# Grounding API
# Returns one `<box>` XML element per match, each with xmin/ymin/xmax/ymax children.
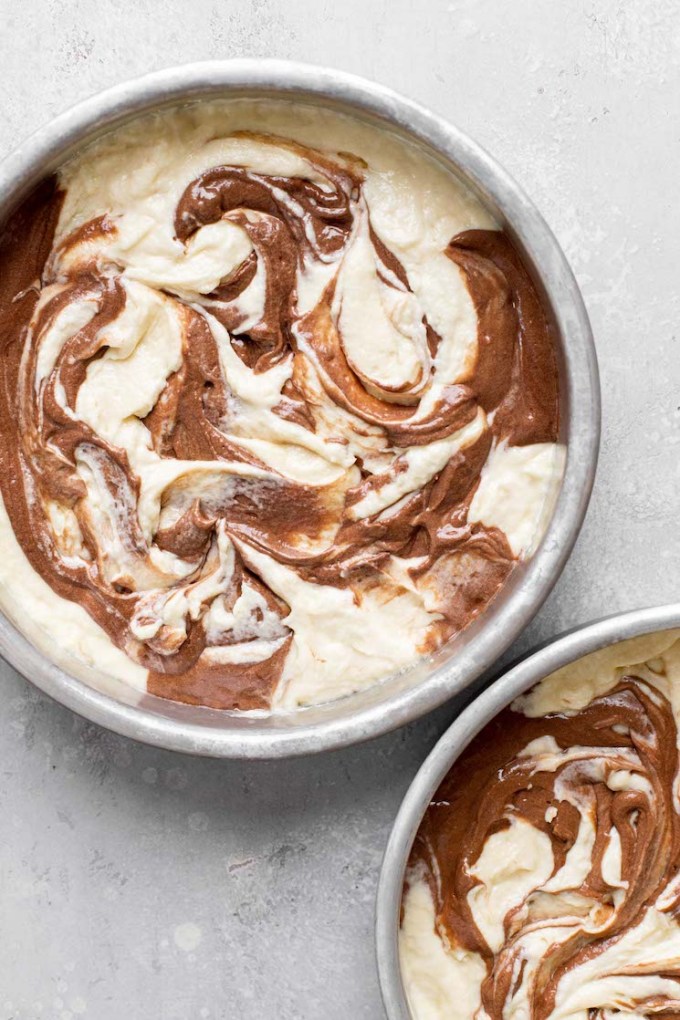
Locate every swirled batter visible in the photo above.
<box><xmin>0</xmin><ymin>101</ymin><xmax>561</xmax><ymax>711</ymax></box>
<box><xmin>401</xmin><ymin>630</ymin><xmax>680</xmax><ymax>1020</ymax></box>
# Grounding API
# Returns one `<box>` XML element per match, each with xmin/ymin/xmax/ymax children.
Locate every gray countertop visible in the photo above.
<box><xmin>1</xmin><ymin>1</ymin><xmax>679</xmax><ymax>1016</ymax></box>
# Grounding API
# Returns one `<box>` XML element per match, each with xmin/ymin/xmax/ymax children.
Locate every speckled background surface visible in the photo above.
<box><xmin>1</xmin><ymin>1</ymin><xmax>679</xmax><ymax>1016</ymax></box>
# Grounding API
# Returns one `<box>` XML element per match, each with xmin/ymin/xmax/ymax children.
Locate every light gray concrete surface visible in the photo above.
<box><xmin>1</xmin><ymin>1</ymin><xmax>679</xmax><ymax>1016</ymax></box>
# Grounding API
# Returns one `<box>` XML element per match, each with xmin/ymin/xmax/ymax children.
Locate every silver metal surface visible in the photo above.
<box><xmin>0</xmin><ymin>60</ymin><xmax>599</xmax><ymax>758</ymax></box>
<box><xmin>376</xmin><ymin>603</ymin><xmax>680</xmax><ymax>1019</ymax></box>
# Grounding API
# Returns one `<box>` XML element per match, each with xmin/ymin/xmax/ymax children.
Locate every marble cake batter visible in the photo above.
<box><xmin>0</xmin><ymin>100</ymin><xmax>561</xmax><ymax>710</ymax></box>
<box><xmin>401</xmin><ymin>630</ymin><xmax>680</xmax><ymax>1020</ymax></box>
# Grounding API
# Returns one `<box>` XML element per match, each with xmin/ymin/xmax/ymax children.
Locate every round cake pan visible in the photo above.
<box><xmin>0</xmin><ymin>60</ymin><xmax>599</xmax><ymax>758</ymax></box>
<box><xmin>376</xmin><ymin>603</ymin><xmax>680</xmax><ymax>1018</ymax></box>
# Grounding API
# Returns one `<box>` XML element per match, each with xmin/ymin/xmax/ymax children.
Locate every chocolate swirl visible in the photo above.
<box><xmin>0</xmin><ymin>116</ymin><xmax>559</xmax><ymax>710</ymax></box>
<box><xmin>405</xmin><ymin>648</ymin><xmax>680</xmax><ymax>1020</ymax></box>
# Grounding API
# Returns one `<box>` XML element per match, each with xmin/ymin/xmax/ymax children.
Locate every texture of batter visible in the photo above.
<box><xmin>401</xmin><ymin>630</ymin><xmax>680</xmax><ymax>1020</ymax></box>
<box><xmin>0</xmin><ymin>100</ymin><xmax>561</xmax><ymax>711</ymax></box>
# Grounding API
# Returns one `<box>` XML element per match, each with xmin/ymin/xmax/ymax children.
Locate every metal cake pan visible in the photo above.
<box><xmin>0</xmin><ymin>60</ymin><xmax>599</xmax><ymax>757</ymax></box>
<box><xmin>376</xmin><ymin>604</ymin><xmax>680</xmax><ymax>1018</ymax></box>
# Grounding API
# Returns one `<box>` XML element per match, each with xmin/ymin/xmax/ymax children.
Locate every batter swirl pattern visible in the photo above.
<box><xmin>402</xmin><ymin>633</ymin><xmax>680</xmax><ymax>1020</ymax></box>
<box><xmin>0</xmin><ymin>104</ymin><xmax>560</xmax><ymax>710</ymax></box>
